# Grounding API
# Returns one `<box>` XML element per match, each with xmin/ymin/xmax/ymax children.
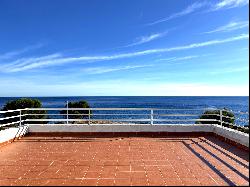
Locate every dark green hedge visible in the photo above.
<box><xmin>60</xmin><ymin>100</ymin><xmax>91</xmax><ymax>120</ymax></box>
<box><xmin>195</xmin><ymin>109</ymin><xmax>235</xmax><ymax>127</ymax></box>
<box><xmin>1</xmin><ymin>98</ymin><xmax>47</xmax><ymax>125</ymax></box>
<box><xmin>196</xmin><ymin>109</ymin><xmax>249</xmax><ymax>134</ymax></box>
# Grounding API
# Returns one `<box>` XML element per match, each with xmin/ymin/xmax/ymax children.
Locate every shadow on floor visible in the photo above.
<box><xmin>183</xmin><ymin>140</ymin><xmax>237</xmax><ymax>186</ymax></box>
<box><xmin>197</xmin><ymin>137</ymin><xmax>249</xmax><ymax>168</ymax></box>
<box><xmin>202</xmin><ymin>136</ymin><xmax>249</xmax><ymax>162</ymax></box>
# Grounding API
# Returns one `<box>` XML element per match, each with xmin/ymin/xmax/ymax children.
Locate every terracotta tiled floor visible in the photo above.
<box><xmin>0</xmin><ymin>135</ymin><xmax>249</xmax><ymax>186</ymax></box>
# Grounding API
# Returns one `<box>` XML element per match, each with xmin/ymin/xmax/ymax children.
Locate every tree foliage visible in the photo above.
<box><xmin>196</xmin><ymin>108</ymin><xmax>235</xmax><ymax>127</ymax></box>
<box><xmin>60</xmin><ymin>101</ymin><xmax>91</xmax><ymax>121</ymax></box>
<box><xmin>1</xmin><ymin>98</ymin><xmax>47</xmax><ymax>125</ymax></box>
<box><xmin>196</xmin><ymin>109</ymin><xmax>250</xmax><ymax>133</ymax></box>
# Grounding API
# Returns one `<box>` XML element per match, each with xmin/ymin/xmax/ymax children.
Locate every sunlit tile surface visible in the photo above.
<box><xmin>0</xmin><ymin>135</ymin><xmax>249</xmax><ymax>186</ymax></box>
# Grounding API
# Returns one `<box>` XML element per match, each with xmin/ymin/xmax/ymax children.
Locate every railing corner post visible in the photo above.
<box><xmin>19</xmin><ymin>110</ymin><xmax>22</xmax><ymax>127</ymax></box>
<box><xmin>66</xmin><ymin>101</ymin><xmax>69</xmax><ymax>124</ymax></box>
<box><xmin>220</xmin><ymin>109</ymin><xmax>223</xmax><ymax>126</ymax></box>
<box><xmin>150</xmin><ymin>109</ymin><xmax>153</xmax><ymax>125</ymax></box>
<box><xmin>88</xmin><ymin>109</ymin><xmax>91</xmax><ymax>125</ymax></box>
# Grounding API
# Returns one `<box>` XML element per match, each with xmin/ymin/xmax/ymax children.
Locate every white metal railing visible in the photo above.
<box><xmin>24</xmin><ymin>108</ymin><xmax>220</xmax><ymax>125</ymax></box>
<box><xmin>0</xmin><ymin>108</ymin><xmax>249</xmax><ymax>132</ymax></box>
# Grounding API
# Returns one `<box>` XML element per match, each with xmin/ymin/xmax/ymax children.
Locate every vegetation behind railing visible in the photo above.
<box><xmin>59</xmin><ymin>101</ymin><xmax>91</xmax><ymax>122</ymax></box>
<box><xmin>196</xmin><ymin>108</ymin><xmax>249</xmax><ymax>133</ymax></box>
<box><xmin>1</xmin><ymin>98</ymin><xmax>47</xmax><ymax>126</ymax></box>
<box><xmin>0</xmin><ymin>99</ymin><xmax>249</xmax><ymax>134</ymax></box>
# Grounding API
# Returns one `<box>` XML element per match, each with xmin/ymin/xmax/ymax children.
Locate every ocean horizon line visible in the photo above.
<box><xmin>0</xmin><ymin>95</ymin><xmax>249</xmax><ymax>98</ymax></box>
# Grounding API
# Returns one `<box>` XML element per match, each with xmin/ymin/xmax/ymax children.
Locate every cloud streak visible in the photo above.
<box><xmin>81</xmin><ymin>64</ymin><xmax>154</xmax><ymax>74</ymax></box>
<box><xmin>0</xmin><ymin>43</ymin><xmax>44</xmax><ymax>60</ymax></box>
<box><xmin>210</xmin><ymin>66</ymin><xmax>249</xmax><ymax>74</ymax></box>
<box><xmin>124</xmin><ymin>32</ymin><xmax>168</xmax><ymax>47</ymax></box>
<box><xmin>146</xmin><ymin>0</ymin><xmax>249</xmax><ymax>26</ymax></box>
<box><xmin>0</xmin><ymin>79</ymin><xmax>248</xmax><ymax>96</ymax></box>
<box><xmin>157</xmin><ymin>55</ymin><xmax>200</xmax><ymax>62</ymax></box>
<box><xmin>2</xmin><ymin>33</ymin><xmax>248</xmax><ymax>72</ymax></box>
<box><xmin>212</xmin><ymin>0</ymin><xmax>249</xmax><ymax>11</ymax></box>
<box><xmin>146</xmin><ymin>2</ymin><xmax>207</xmax><ymax>26</ymax></box>
<box><xmin>1</xmin><ymin>53</ymin><xmax>63</xmax><ymax>72</ymax></box>
<box><xmin>204</xmin><ymin>21</ymin><xmax>249</xmax><ymax>34</ymax></box>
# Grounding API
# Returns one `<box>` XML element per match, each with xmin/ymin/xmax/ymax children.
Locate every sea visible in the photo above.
<box><xmin>0</xmin><ymin>96</ymin><xmax>249</xmax><ymax>126</ymax></box>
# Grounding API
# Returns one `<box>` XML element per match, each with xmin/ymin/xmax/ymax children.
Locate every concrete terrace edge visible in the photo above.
<box><xmin>0</xmin><ymin>124</ymin><xmax>248</xmax><ymax>150</ymax></box>
<box><xmin>0</xmin><ymin>126</ymin><xmax>28</xmax><ymax>147</ymax></box>
<box><xmin>27</xmin><ymin>124</ymin><xmax>249</xmax><ymax>149</ymax></box>
<box><xmin>27</xmin><ymin>124</ymin><xmax>213</xmax><ymax>133</ymax></box>
<box><xmin>212</xmin><ymin>124</ymin><xmax>249</xmax><ymax>148</ymax></box>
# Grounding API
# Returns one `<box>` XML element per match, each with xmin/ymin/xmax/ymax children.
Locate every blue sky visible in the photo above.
<box><xmin>0</xmin><ymin>0</ymin><xmax>249</xmax><ymax>96</ymax></box>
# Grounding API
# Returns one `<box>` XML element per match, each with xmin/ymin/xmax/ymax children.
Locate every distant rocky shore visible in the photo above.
<box><xmin>71</xmin><ymin>120</ymin><xmax>135</xmax><ymax>125</ymax></box>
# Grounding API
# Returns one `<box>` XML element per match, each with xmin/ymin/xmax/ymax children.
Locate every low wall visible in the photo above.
<box><xmin>212</xmin><ymin>124</ymin><xmax>249</xmax><ymax>148</ymax></box>
<box><xmin>27</xmin><ymin>124</ymin><xmax>213</xmax><ymax>133</ymax></box>
<box><xmin>0</xmin><ymin>126</ymin><xmax>28</xmax><ymax>145</ymax></box>
<box><xmin>27</xmin><ymin>124</ymin><xmax>249</xmax><ymax>149</ymax></box>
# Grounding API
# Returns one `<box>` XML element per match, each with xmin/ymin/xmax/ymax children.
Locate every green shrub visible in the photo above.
<box><xmin>243</xmin><ymin>128</ymin><xmax>249</xmax><ymax>134</ymax></box>
<box><xmin>196</xmin><ymin>109</ymin><xmax>235</xmax><ymax>127</ymax></box>
<box><xmin>60</xmin><ymin>101</ymin><xmax>91</xmax><ymax>122</ymax></box>
<box><xmin>196</xmin><ymin>109</ymin><xmax>249</xmax><ymax>134</ymax></box>
<box><xmin>1</xmin><ymin>98</ymin><xmax>47</xmax><ymax>125</ymax></box>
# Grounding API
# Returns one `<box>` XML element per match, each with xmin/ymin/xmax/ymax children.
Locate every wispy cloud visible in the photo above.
<box><xmin>240</xmin><ymin>47</ymin><xmax>249</xmax><ymax>51</ymax></box>
<box><xmin>146</xmin><ymin>0</ymin><xmax>249</xmax><ymax>26</ymax></box>
<box><xmin>0</xmin><ymin>78</ymin><xmax>248</xmax><ymax>96</ymax></box>
<box><xmin>2</xmin><ymin>33</ymin><xmax>248</xmax><ymax>72</ymax></box>
<box><xmin>204</xmin><ymin>21</ymin><xmax>249</xmax><ymax>34</ymax></box>
<box><xmin>210</xmin><ymin>66</ymin><xmax>249</xmax><ymax>74</ymax></box>
<box><xmin>3</xmin><ymin>53</ymin><xmax>62</xmax><ymax>68</ymax></box>
<box><xmin>157</xmin><ymin>55</ymin><xmax>200</xmax><ymax>62</ymax></box>
<box><xmin>0</xmin><ymin>43</ymin><xmax>44</xmax><ymax>60</ymax></box>
<box><xmin>124</xmin><ymin>32</ymin><xmax>168</xmax><ymax>47</ymax></box>
<box><xmin>146</xmin><ymin>2</ymin><xmax>207</xmax><ymax>26</ymax></box>
<box><xmin>156</xmin><ymin>53</ymin><xmax>214</xmax><ymax>64</ymax></box>
<box><xmin>1</xmin><ymin>53</ymin><xmax>63</xmax><ymax>72</ymax></box>
<box><xmin>212</xmin><ymin>0</ymin><xmax>249</xmax><ymax>11</ymax></box>
<box><xmin>81</xmin><ymin>64</ymin><xmax>153</xmax><ymax>74</ymax></box>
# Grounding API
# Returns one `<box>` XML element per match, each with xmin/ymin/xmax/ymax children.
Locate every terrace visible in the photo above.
<box><xmin>0</xmin><ymin>108</ymin><xmax>249</xmax><ymax>186</ymax></box>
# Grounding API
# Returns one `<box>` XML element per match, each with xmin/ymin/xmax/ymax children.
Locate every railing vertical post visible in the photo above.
<box><xmin>150</xmin><ymin>109</ymin><xmax>153</xmax><ymax>125</ymax></box>
<box><xmin>88</xmin><ymin>109</ymin><xmax>90</xmax><ymax>125</ymax></box>
<box><xmin>220</xmin><ymin>109</ymin><xmax>223</xmax><ymax>126</ymax></box>
<box><xmin>19</xmin><ymin>110</ymin><xmax>22</xmax><ymax>127</ymax></box>
<box><xmin>66</xmin><ymin>101</ymin><xmax>69</xmax><ymax>124</ymax></box>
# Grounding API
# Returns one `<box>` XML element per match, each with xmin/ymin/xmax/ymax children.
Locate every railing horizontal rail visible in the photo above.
<box><xmin>26</xmin><ymin>108</ymin><xmax>219</xmax><ymax>111</ymax></box>
<box><xmin>0</xmin><ymin>120</ymin><xmax>26</xmax><ymax>128</ymax></box>
<box><xmin>26</xmin><ymin>119</ymin><xmax>149</xmax><ymax>122</ymax></box>
<box><xmin>0</xmin><ymin>114</ymin><xmax>26</xmax><ymax>121</ymax></box>
<box><xmin>0</xmin><ymin>108</ymin><xmax>248</xmax><ymax>133</ymax></box>
<box><xmin>25</xmin><ymin>118</ymin><xmax>218</xmax><ymax>122</ymax></box>
<box><xmin>228</xmin><ymin>111</ymin><xmax>249</xmax><ymax>114</ymax></box>
<box><xmin>0</xmin><ymin>108</ymin><xmax>247</xmax><ymax>113</ymax></box>
<box><xmin>0</xmin><ymin>109</ymin><xmax>22</xmax><ymax>113</ymax></box>
<box><xmin>23</xmin><ymin>113</ymin><xmax>221</xmax><ymax>116</ymax></box>
<box><xmin>221</xmin><ymin>115</ymin><xmax>235</xmax><ymax>119</ymax></box>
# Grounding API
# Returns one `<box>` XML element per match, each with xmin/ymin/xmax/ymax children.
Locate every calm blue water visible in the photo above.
<box><xmin>0</xmin><ymin>96</ymin><xmax>248</xmax><ymax>111</ymax></box>
<box><xmin>0</xmin><ymin>96</ymin><xmax>248</xmax><ymax>126</ymax></box>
